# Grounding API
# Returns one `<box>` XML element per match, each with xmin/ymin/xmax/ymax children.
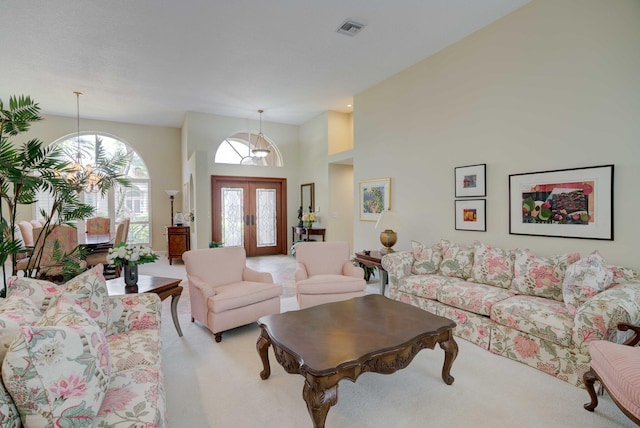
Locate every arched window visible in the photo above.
<box><xmin>214</xmin><ymin>131</ymin><xmax>283</xmax><ymax>167</ymax></box>
<box><xmin>36</xmin><ymin>132</ymin><xmax>152</xmax><ymax>245</ymax></box>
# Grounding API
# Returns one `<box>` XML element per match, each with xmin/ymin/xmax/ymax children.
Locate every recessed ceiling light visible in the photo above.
<box><xmin>336</xmin><ymin>20</ymin><xmax>365</xmax><ymax>37</ymax></box>
<box><xmin>347</xmin><ymin>104</ymin><xmax>353</xmax><ymax>108</ymax></box>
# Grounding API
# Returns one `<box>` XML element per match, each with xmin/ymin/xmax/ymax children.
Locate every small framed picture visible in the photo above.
<box><xmin>455</xmin><ymin>199</ymin><xmax>486</xmax><ymax>232</ymax></box>
<box><xmin>359</xmin><ymin>178</ymin><xmax>391</xmax><ymax>221</ymax></box>
<box><xmin>455</xmin><ymin>164</ymin><xmax>486</xmax><ymax>197</ymax></box>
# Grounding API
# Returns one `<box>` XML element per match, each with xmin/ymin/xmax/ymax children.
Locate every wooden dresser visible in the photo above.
<box><xmin>166</xmin><ymin>225</ymin><xmax>190</xmax><ymax>265</ymax></box>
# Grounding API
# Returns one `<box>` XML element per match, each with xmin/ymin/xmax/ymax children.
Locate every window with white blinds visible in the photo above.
<box><xmin>35</xmin><ymin>133</ymin><xmax>152</xmax><ymax>245</ymax></box>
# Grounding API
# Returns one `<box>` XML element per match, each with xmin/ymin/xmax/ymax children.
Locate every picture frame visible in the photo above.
<box><xmin>455</xmin><ymin>163</ymin><xmax>486</xmax><ymax>197</ymax></box>
<box><xmin>509</xmin><ymin>164</ymin><xmax>614</xmax><ymax>240</ymax></box>
<box><xmin>455</xmin><ymin>199</ymin><xmax>486</xmax><ymax>232</ymax></box>
<box><xmin>359</xmin><ymin>178</ymin><xmax>391</xmax><ymax>221</ymax></box>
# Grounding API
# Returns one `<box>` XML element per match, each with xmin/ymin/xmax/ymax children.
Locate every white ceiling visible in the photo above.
<box><xmin>1</xmin><ymin>0</ymin><xmax>530</xmax><ymax>127</ymax></box>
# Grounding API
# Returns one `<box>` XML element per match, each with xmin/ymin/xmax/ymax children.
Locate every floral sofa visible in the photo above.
<box><xmin>0</xmin><ymin>264</ymin><xmax>166</xmax><ymax>427</ymax></box>
<box><xmin>381</xmin><ymin>239</ymin><xmax>640</xmax><ymax>387</ymax></box>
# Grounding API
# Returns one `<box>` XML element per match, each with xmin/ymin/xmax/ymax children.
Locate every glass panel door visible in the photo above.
<box><xmin>221</xmin><ymin>187</ymin><xmax>245</xmax><ymax>247</ymax></box>
<box><xmin>256</xmin><ymin>188</ymin><xmax>277</xmax><ymax>248</ymax></box>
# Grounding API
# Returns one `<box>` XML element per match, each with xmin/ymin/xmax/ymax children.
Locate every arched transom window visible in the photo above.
<box><xmin>214</xmin><ymin>131</ymin><xmax>283</xmax><ymax>167</ymax></box>
<box><xmin>36</xmin><ymin>132</ymin><xmax>152</xmax><ymax>245</ymax></box>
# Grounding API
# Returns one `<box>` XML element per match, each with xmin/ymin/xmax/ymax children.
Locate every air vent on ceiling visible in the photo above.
<box><xmin>336</xmin><ymin>19</ymin><xmax>364</xmax><ymax>37</ymax></box>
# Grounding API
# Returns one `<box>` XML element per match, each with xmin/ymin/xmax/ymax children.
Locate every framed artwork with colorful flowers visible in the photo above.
<box><xmin>359</xmin><ymin>177</ymin><xmax>390</xmax><ymax>221</ymax></box>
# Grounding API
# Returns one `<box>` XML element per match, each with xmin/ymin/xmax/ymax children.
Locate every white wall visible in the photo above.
<box><xmin>353</xmin><ymin>0</ymin><xmax>640</xmax><ymax>270</ymax></box>
<box><xmin>9</xmin><ymin>114</ymin><xmax>181</xmax><ymax>252</ymax></box>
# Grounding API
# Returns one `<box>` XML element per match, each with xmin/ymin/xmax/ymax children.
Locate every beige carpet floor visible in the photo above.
<box><xmin>138</xmin><ymin>254</ymin><xmax>635</xmax><ymax>428</ymax></box>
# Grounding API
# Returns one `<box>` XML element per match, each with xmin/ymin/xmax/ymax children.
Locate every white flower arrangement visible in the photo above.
<box><xmin>106</xmin><ymin>243</ymin><xmax>159</xmax><ymax>266</ymax></box>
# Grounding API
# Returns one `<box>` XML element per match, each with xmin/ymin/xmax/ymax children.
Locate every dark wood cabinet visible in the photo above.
<box><xmin>166</xmin><ymin>226</ymin><xmax>190</xmax><ymax>265</ymax></box>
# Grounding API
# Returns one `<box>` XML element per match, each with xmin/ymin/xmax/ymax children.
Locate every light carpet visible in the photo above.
<box><xmin>147</xmin><ymin>256</ymin><xmax>634</xmax><ymax>427</ymax></box>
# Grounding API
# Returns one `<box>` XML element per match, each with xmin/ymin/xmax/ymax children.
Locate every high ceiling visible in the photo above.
<box><xmin>1</xmin><ymin>0</ymin><xmax>530</xmax><ymax>127</ymax></box>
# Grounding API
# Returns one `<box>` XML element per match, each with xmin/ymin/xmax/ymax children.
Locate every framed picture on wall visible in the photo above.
<box><xmin>455</xmin><ymin>164</ymin><xmax>486</xmax><ymax>197</ymax></box>
<box><xmin>359</xmin><ymin>178</ymin><xmax>391</xmax><ymax>221</ymax></box>
<box><xmin>509</xmin><ymin>164</ymin><xmax>614</xmax><ymax>240</ymax></box>
<box><xmin>455</xmin><ymin>199</ymin><xmax>486</xmax><ymax>231</ymax></box>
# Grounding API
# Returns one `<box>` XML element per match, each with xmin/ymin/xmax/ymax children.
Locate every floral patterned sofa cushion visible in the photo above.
<box><xmin>2</xmin><ymin>296</ymin><xmax>111</xmax><ymax>427</ymax></box>
<box><xmin>438</xmin><ymin>239</ymin><xmax>475</xmax><ymax>279</ymax></box>
<box><xmin>95</xmin><ymin>366</ymin><xmax>166</xmax><ymax>427</ymax></box>
<box><xmin>491</xmin><ymin>295</ymin><xmax>575</xmax><ymax>347</ymax></box>
<box><xmin>511</xmin><ymin>249</ymin><xmax>580</xmax><ymax>301</ymax></box>
<box><xmin>562</xmin><ymin>251</ymin><xmax>614</xmax><ymax>314</ymax></box>
<box><xmin>63</xmin><ymin>264</ymin><xmax>112</xmax><ymax>333</ymax></box>
<box><xmin>436</xmin><ymin>281</ymin><xmax>515</xmax><ymax>317</ymax></box>
<box><xmin>471</xmin><ymin>242</ymin><xmax>515</xmax><ymax>289</ymax></box>
<box><xmin>411</xmin><ymin>240</ymin><xmax>442</xmax><ymax>275</ymax></box>
<box><xmin>397</xmin><ymin>274</ymin><xmax>458</xmax><ymax>300</ymax></box>
<box><xmin>6</xmin><ymin>275</ymin><xmax>62</xmax><ymax>312</ymax></box>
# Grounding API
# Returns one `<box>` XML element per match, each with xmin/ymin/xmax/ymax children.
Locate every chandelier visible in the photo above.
<box><xmin>251</xmin><ymin>109</ymin><xmax>270</xmax><ymax>158</ymax></box>
<box><xmin>67</xmin><ymin>91</ymin><xmax>100</xmax><ymax>193</ymax></box>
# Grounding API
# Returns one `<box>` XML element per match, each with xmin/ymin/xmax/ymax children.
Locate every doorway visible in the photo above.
<box><xmin>211</xmin><ymin>176</ymin><xmax>287</xmax><ymax>256</ymax></box>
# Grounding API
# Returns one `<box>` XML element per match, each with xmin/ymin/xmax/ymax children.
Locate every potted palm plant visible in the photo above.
<box><xmin>0</xmin><ymin>94</ymin><xmax>129</xmax><ymax>294</ymax></box>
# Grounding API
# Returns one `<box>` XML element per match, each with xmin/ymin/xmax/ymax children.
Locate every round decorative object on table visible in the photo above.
<box><xmin>123</xmin><ymin>264</ymin><xmax>139</xmax><ymax>286</ymax></box>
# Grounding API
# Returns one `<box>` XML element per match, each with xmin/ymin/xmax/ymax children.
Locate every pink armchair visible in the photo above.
<box><xmin>294</xmin><ymin>241</ymin><xmax>366</xmax><ymax>309</ymax></box>
<box><xmin>183</xmin><ymin>247</ymin><xmax>282</xmax><ymax>342</ymax></box>
<box><xmin>584</xmin><ymin>323</ymin><xmax>640</xmax><ymax>424</ymax></box>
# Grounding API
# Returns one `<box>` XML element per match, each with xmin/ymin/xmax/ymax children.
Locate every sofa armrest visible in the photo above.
<box><xmin>294</xmin><ymin>262</ymin><xmax>308</xmax><ymax>281</ymax></box>
<box><xmin>342</xmin><ymin>261</ymin><xmax>364</xmax><ymax>279</ymax></box>
<box><xmin>572</xmin><ymin>282</ymin><xmax>640</xmax><ymax>353</ymax></box>
<box><xmin>243</xmin><ymin>267</ymin><xmax>273</xmax><ymax>283</ymax></box>
<box><xmin>381</xmin><ymin>251</ymin><xmax>415</xmax><ymax>289</ymax></box>
<box><xmin>618</xmin><ymin>323</ymin><xmax>640</xmax><ymax>346</ymax></box>
<box><xmin>109</xmin><ymin>293</ymin><xmax>162</xmax><ymax>335</ymax></box>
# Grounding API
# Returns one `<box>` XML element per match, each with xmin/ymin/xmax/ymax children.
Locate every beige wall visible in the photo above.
<box><xmin>9</xmin><ymin>114</ymin><xmax>181</xmax><ymax>252</ymax></box>
<box><xmin>353</xmin><ymin>0</ymin><xmax>640</xmax><ymax>270</ymax></box>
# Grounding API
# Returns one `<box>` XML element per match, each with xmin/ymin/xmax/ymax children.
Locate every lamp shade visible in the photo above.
<box><xmin>165</xmin><ymin>190</ymin><xmax>179</xmax><ymax>197</ymax></box>
<box><xmin>375</xmin><ymin>210</ymin><xmax>399</xmax><ymax>231</ymax></box>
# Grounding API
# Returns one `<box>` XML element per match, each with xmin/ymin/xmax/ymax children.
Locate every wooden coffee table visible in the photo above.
<box><xmin>256</xmin><ymin>294</ymin><xmax>458</xmax><ymax>428</ymax></box>
<box><xmin>106</xmin><ymin>275</ymin><xmax>184</xmax><ymax>337</ymax></box>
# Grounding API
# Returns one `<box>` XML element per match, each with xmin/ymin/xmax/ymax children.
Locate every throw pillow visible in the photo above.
<box><xmin>511</xmin><ymin>249</ymin><xmax>580</xmax><ymax>301</ymax></box>
<box><xmin>63</xmin><ymin>264</ymin><xmax>112</xmax><ymax>333</ymax></box>
<box><xmin>0</xmin><ymin>296</ymin><xmax>42</xmax><ymax>363</ymax></box>
<box><xmin>6</xmin><ymin>275</ymin><xmax>63</xmax><ymax>312</ymax></box>
<box><xmin>2</xmin><ymin>296</ymin><xmax>111</xmax><ymax>428</ymax></box>
<box><xmin>438</xmin><ymin>239</ymin><xmax>475</xmax><ymax>279</ymax></box>
<box><xmin>411</xmin><ymin>241</ymin><xmax>442</xmax><ymax>275</ymax></box>
<box><xmin>470</xmin><ymin>242</ymin><xmax>515</xmax><ymax>288</ymax></box>
<box><xmin>563</xmin><ymin>251</ymin><xmax>614</xmax><ymax>314</ymax></box>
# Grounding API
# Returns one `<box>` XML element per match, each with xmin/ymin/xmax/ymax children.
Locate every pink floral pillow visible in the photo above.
<box><xmin>0</xmin><ymin>296</ymin><xmax>42</xmax><ymax>363</ymax></box>
<box><xmin>411</xmin><ymin>241</ymin><xmax>442</xmax><ymax>275</ymax></box>
<box><xmin>63</xmin><ymin>264</ymin><xmax>112</xmax><ymax>333</ymax></box>
<box><xmin>438</xmin><ymin>240</ymin><xmax>475</xmax><ymax>279</ymax></box>
<box><xmin>511</xmin><ymin>249</ymin><xmax>580</xmax><ymax>301</ymax></box>
<box><xmin>6</xmin><ymin>275</ymin><xmax>63</xmax><ymax>312</ymax></box>
<box><xmin>470</xmin><ymin>242</ymin><xmax>515</xmax><ymax>288</ymax></box>
<box><xmin>562</xmin><ymin>251</ymin><xmax>614</xmax><ymax>314</ymax></box>
<box><xmin>2</xmin><ymin>296</ymin><xmax>111</xmax><ymax>428</ymax></box>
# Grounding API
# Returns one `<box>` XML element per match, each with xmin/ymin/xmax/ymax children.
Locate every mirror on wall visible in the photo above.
<box><xmin>301</xmin><ymin>183</ymin><xmax>315</xmax><ymax>213</ymax></box>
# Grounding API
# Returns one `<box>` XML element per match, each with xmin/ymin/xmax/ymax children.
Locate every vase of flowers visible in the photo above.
<box><xmin>301</xmin><ymin>212</ymin><xmax>316</xmax><ymax>229</ymax></box>
<box><xmin>106</xmin><ymin>243</ymin><xmax>159</xmax><ymax>286</ymax></box>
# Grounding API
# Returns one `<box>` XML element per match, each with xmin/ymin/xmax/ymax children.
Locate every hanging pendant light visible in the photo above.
<box><xmin>251</xmin><ymin>109</ymin><xmax>270</xmax><ymax>158</ymax></box>
<box><xmin>67</xmin><ymin>91</ymin><xmax>99</xmax><ymax>193</ymax></box>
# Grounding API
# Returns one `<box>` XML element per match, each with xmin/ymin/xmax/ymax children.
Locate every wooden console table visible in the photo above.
<box><xmin>292</xmin><ymin>226</ymin><xmax>326</xmax><ymax>246</ymax></box>
<box><xmin>166</xmin><ymin>226</ymin><xmax>190</xmax><ymax>265</ymax></box>
<box><xmin>354</xmin><ymin>250</ymin><xmax>389</xmax><ymax>295</ymax></box>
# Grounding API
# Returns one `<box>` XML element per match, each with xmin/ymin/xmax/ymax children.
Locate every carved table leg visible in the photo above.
<box><xmin>303</xmin><ymin>379</ymin><xmax>338</xmax><ymax>428</ymax></box>
<box><xmin>257</xmin><ymin>330</ymin><xmax>272</xmax><ymax>380</ymax></box>
<box><xmin>170</xmin><ymin>292</ymin><xmax>183</xmax><ymax>337</ymax></box>
<box><xmin>583</xmin><ymin>369</ymin><xmax>599</xmax><ymax>411</ymax></box>
<box><xmin>439</xmin><ymin>334</ymin><xmax>458</xmax><ymax>385</ymax></box>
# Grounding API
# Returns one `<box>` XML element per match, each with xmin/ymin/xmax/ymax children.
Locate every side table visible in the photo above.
<box><xmin>354</xmin><ymin>251</ymin><xmax>389</xmax><ymax>296</ymax></box>
<box><xmin>291</xmin><ymin>226</ymin><xmax>326</xmax><ymax>246</ymax></box>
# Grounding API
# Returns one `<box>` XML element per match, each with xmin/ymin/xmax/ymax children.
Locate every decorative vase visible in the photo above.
<box><xmin>124</xmin><ymin>264</ymin><xmax>139</xmax><ymax>286</ymax></box>
<box><xmin>306</xmin><ymin>221</ymin><xmax>313</xmax><ymax>229</ymax></box>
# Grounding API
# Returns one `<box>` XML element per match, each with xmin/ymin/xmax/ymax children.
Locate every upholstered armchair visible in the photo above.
<box><xmin>16</xmin><ymin>225</ymin><xmax>86</xmax><ymax>278</ymax></box>
<box><xmin>294</xmin><ymin>241</ymin><xmax>366</xmax><ymax>309</ymax></box>
<box><xmin>583</xmin><ymin>323</ymin><xmax>640</xmax><ymax>425</ymax></box>
<box><xmin>183</xmin><ymin>247</ymin><xmax>282</xmax><ymax>342</ymax></box>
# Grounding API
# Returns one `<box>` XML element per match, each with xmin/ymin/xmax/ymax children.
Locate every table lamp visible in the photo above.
<box><xmin>165</xmin><ymin>190</ymin><xmax>179</xmax><ymax>226</ymax></box>
<box><xmin>375</xmin><ymin>210</ymin><xmax>399</xmax><ymax>254</ymax></box>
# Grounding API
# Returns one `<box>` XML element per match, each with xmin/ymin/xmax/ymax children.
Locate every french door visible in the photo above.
<box><xmin>211</xmin><ymin>176</ymin><xmax>287</xmax><ymax>256</ymax></box>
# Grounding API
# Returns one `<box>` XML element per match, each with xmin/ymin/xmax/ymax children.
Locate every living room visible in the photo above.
<box><xmin>2</xmin><ymin>0</ymin><xmax>639</xmax><ymax>426</ymax></box>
